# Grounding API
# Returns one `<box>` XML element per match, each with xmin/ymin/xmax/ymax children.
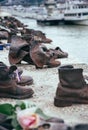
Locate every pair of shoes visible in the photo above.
<box><xmin>0</xmin><ymin>62</ymin><xmax>34</xmax><ymax>99</ymax></box>
<box><xmin>54</xmin><ymin>65</ymin><xmax>88</xmax><ymax>107</ymax></box>
<box><xmin>8</xmin><ymin>35</ymin><xmax>52</xmax><ymax>66</ymax></box>
<box><xmin>9</xmin><ymin>36</ymin><xmax>68</xmax><ymax>69</ymax></box>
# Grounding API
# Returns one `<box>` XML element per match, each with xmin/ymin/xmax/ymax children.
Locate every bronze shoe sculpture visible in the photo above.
<box><xmin>21</xmin><ymin>28</ymin><xmax>52</xmax><ymax>44</ymax></box>
<box><xmin>0</xmin><ymin>62</ymin><xmax>33</xmax><ymax>86</ymax></box>
<box><xmin>0</xmin><ymin>31</ymin><xmax>9</xmax><ymax>40</ymax></box>
<box><xmin>47</xmin><ymin>56</ymin><xmax>61</xmax><ymax>68</ymax></box>
<box><xmin>30</xmin><ymin>40</ymin><xmax>51</xmax><ymax>68</ymax></box>
<box><xmin>8</xmin><ymin>35</ymin><xmax>61</xmax><ymax>68</ymax></box>
<box><xmin>38</xmin><ymin>117</ymin><xmax>70</xmax><ymax>130</ymax></box>
<box><xmin>30</xmin><ymin>40</ymin><xmax>61</xmax><ymax>68</ymax></box>
<box><xmin>8</xmin><ymin>35</ymin><xmax>31</xmax><ymax>64</ymax></box>
<box><xmin>49</xmin><ymin>47</ymin><xmax>68</xmax><ymax>59</ymax></box>
<box><xmin>0</xmin><ymin>63</ymin><xmax>34</xmax><ymax>99</ymax></box>
<box><xmin>54</xmin><ymin>65</ymin><xmax>88</xmax><ymax>107</ymax></box>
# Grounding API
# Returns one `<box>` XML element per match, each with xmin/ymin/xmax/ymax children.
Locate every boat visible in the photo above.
<box><xmin>64</xmin><ymin>0</ymin><xmax>88</xmax><ymax>25</ymax></box>
<box><xmin>37</xmin><ymin>0</ymin><xmax>88</xmax><ymax>26</ymax></box>
<box><xmin>37</xmin><ymin>0</ymin><xmax>64</xmax><ymax>25</ymax></box>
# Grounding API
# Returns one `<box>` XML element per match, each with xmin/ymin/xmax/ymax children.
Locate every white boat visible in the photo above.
<box><xmin>37</xmin><ymin>0</ymin><xmax>64</xmax><ymax>25</ymax></box>
<box><xmin>63</xmin><ymin>0</ymin><xmax>88</xmax><ymax>25</ymax></box>
<box><xmin>37</xmin><ymin>0</ymin><xmax>88</xmax><ymax>26</ymax></box>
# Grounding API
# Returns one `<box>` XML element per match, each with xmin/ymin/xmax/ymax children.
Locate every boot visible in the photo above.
<box><xmin>38</xmin><ymin>123</ymin><xmax>71</xmax><ymax>130</ymax></box>
<box><xmin>30</xmin><ymin>41</ymin><xmax>52</xmax><ymax>68</ymax></box>
<box><xmin>38</xmin><ymin>117</ymin><xmax>70</xmax><ymax>130</ymax></box>
<box><xmin>0</xmin><ymin>65</ymin><xmax>34</xmax><ymax>99</ymax></box>
<box><xmin>0</xmin><ymin>62</ymin><xmax>33</xmax><ymax>86</ymax></box>
<box><xmin>54</xmin><ymin>65</ymin><xmax>88</xmax><ymax>107</ymax></box>
<box><xmin>73</xmin><ymin>124</ymin><xmax>88</xmax><ymax>130</ymax></box>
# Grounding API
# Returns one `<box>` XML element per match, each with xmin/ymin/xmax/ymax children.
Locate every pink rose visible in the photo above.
<box><xmin>17</xmin><ymin>108</ymin><xmax>40</xmax><ymax>130</ymax></box>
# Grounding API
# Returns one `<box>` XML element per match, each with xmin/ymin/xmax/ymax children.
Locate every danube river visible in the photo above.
<box><xmin>17</xmin><ymin>17</ymin><xmax>88</xmax><ymax>65</ymax></box>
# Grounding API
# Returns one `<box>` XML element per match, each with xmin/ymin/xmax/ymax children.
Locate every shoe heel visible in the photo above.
<box><xmin>54</xmin><ymin>97</ymin><xmax>72</xmax><ymax>107</ymax></box>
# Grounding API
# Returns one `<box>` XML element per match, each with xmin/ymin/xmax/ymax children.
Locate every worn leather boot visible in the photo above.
<box><xmin>0</xmin><ymin>62</ymin><xmax>33</xmax><ymax>86</ymax></box>
<box><xmin>0</xmin><ymin>65</ymin><xmax>34</xmax><ymax>99</ymax></box>
<box><xmin>30</xmin><ymin>41</ymin><xmax>52</xmax><ymax>68</ymax></box>
<box><xmin>30</xmin><ymin>40</ymin><xmax>61</xmax><ymax>69</ymax></box>
<box><xmin>54</xmin><ymin>65</ymin><xmax>88</xmax><ymax>107</ymax></box>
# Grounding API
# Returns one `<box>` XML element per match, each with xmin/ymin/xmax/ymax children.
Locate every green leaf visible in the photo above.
<box><xmin>6</xmin><ymin>115</ymin><xmax>15</xmax><ymax>120</ymax></box>
<box><xmin>15</xmin><ymin>101</ymin><xmax>26</xmax><ymax>110</ymax></box>
<box><xmin>35</xmin><ymin>108</ymin><xmax>51</xmax><ymax>120</ymax></box>
<box><xmin>11</xmin><ymin>115</ymin><xmax>22</xmax><ymax>130</ymax></box>
<box><xmin>15</xmin><ymin>101</ymin><xmax>36</xmax><ymax>109</ymax></box>
<box><xmin>0</xmin><ymin>103</ymin><xmax>14</xmax><ymax>115</ymax></box>
<box><xmin>15</xmin><ymin>125</ymin><xmax>22</xmax><ymax>130</ymax></box>
<box><xmin>11</xmin><ymin>117</ymin><xmax>18</xmax><ymax>127</ymax></box>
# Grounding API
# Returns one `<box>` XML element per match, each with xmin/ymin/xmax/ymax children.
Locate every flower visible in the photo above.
<box><xmin>17</xmin><ymin>107</ymin><xmax>40</xmax><ymax>130</ymax></box>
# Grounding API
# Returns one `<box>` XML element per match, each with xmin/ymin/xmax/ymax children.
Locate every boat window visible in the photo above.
<box><xmin>64</xmin><ymin>14</ymin><xmax>77</xmax><ymax>16</ymax></box>
<box><xmin>79</xmin><ymin>6</ymin><xmax>81</xmax><ymax>8</ymax></box>
<box><xmin>73</xmin><ymin>6</ymin><xmax>78</xmax><ymax>9</ymax></box>
<box><xmin>83</xmin><ymin>13</ymin><xmax>88</xmax><ymax>15</ymax></box>
<box><xmin>78</xmin><ymin>13</ymin><xmax>81</xmax><ymax>17</ymax></box>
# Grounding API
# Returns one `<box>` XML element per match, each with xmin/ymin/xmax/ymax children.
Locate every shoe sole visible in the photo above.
<box><xmin>54</xmin><ymin>96</ymin><xmax>88</xmax><ymax>107</ymax></box>
<box><xmin>0</xmin><ymin>90</ymin><xmax>34</xmax><ymax>99</ymax></box>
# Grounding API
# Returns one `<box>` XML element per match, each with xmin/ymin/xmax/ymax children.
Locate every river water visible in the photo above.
<box><xmin>17</xmin><ymin>17</ymin><xmax>88</xmax><ymax>65</ymax></box>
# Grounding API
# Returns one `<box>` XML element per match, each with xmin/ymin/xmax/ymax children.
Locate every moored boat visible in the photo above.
<box><xmin>64</xmin><ymin>0</ymin><xmax>88</xmax><ymax>25</ymax></box>
<box><xmin>37</xmin><ymin>0</ymin><xmax>88</xmax><ymax>26</ymax></box>
<box><xmin>36</xmin><ymin>0</ymin><xmax>64</xmax><ymax>25</ymax></box>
